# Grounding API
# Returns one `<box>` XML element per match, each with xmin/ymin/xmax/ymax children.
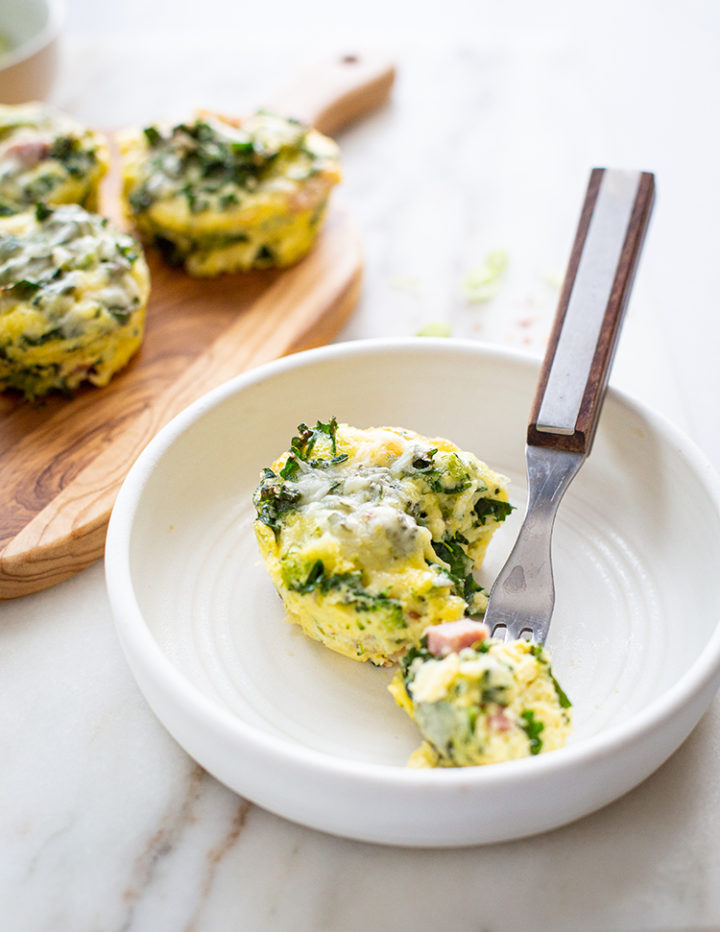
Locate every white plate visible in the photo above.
<box><xmin>105</xmin><ymin>339</ymin><xmax>720</xmax><ymax>846</ymax></box>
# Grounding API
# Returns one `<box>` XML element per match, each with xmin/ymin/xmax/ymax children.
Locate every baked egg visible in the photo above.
<box><xmin>0</xmin><ymin>203</ymin><xmax>150</xmax><ymax>399</ymax></box>
<box><xmin>253</xmin><ymin>419</ymin><xmax>512</xmax><ymax>666</ymax></box>
<box><xmin>389</xmin><ymin>619</ymin><xmax>572</xmax><ymax>766</ymax></box>
<box><xmin>0</xmin><ymin>103</ymin><xmax>109</xmax><ymax>214</ymax></box>
<box><xmin>119</xmin><ymin>110</ymin><xmax>341</xmax><ymax>277</ymax></box>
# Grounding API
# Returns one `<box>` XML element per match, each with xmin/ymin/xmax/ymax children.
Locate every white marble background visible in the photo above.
<box><xmin>3</xmin><ymin>1</ymin><xmax>720</xmax><ymax>929</ymax></box>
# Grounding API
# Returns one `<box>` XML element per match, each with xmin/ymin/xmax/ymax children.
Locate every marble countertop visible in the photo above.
<box><xmin>4</xmin><ymin>2</ymin><xmax>720</xmax><ymax>929</ymax></box>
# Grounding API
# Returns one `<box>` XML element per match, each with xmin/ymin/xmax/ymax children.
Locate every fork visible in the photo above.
<box><xmin>484</xmin><ymin>167</ymin><xmax>655</xmax><ymax>644</ymax></box>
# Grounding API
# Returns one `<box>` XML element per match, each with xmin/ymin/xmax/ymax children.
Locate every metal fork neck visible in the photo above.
<box><xmin>483</xmin><ymin>446</ymin><xmax>586</xmax><ymax>644</ymax></box>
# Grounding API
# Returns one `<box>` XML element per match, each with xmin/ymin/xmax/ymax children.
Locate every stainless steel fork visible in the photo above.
<box><xmin>484</xmin><ymin>168</ymin><xmax>655</xmax><ymax>644</ymax></box>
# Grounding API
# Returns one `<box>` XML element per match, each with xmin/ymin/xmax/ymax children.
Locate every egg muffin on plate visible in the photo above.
<box><xmin>0</xmin><ymin>103</ymin><xmax>109</xmax><ymax>215</ymax></box>
<box><xmin>119</xmin><ymin>110</ymin><xmax>341</xmax><ymax>277</ymax></box>
<box><xmin>0</xmin><ymin>203</ymin><xmax>150</xmax><ymax>399</ymax></box>
<box><xmin>253</xmin><ymin>419</ymin><xmax>512</xmax><ymax>666</ymax></box>
<box><xmin>389</xmin><ymin>619</ymin><xmax>572</xmax><ymax>767</ymax></box>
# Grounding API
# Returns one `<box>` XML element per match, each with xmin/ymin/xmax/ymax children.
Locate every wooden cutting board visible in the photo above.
<box><xmin>0</xmin><ymin>54</ymin><xmax>395</xmax><ymax>599</ymax></box>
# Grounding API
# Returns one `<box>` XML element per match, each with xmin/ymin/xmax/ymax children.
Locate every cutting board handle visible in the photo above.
<box><xmin>527</xmin><ymin>167</ymin><xmax>655</xmax><ymax>455</ymax></box>
<box><xmin>267</xmin><ymin>53</ymin><xmax>395</xmax><ymax>136</ymax></box>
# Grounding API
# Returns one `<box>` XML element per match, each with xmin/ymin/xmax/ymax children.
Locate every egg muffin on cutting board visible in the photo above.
<box><xmin>253</xmin><ymin>419</ymin><xmax>512</xmax><ymax>666</ymax></box>
<box><xmin>0</xmin><ymin>204</ymin><xmax>150</xmax><ymax>399</ymax></box>
<box><xmin>119</xmin><ymin>110</ymin><xmax>341</xmax><ymax>277</ymax></box>
<box><xmin>389</xmin><ymin>619</ymin><xmax>572</xmax><ymax>767</ymax></box>
<box><xmin>0</xmin><ymin>103</ymin><xmax>109</xmax><ymax>215</ymax></box>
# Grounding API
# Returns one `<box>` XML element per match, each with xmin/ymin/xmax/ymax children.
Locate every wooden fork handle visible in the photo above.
<box><xmin>267</xmin><ymin>53</ymin><xmax>395</xmax><ymax>136</ymax></box>
<box><xmin>527</xmin><ymin>168</ymin><xmax>656</xmax><ymax>454</ymax></box>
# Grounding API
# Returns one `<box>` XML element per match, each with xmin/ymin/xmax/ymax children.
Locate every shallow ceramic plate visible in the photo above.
<box><xmin>105</xmin><ymin>339</ymin><xmax>720</xmax><ymax>846</ymax></box>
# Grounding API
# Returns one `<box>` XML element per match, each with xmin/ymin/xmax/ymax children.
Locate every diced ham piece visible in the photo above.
<box><xmin>4</xmin><ymin>140</ymin><xmax>51</xmax><ymax>168</ymax></box>
<box><xmin>426</xmin><ymin>619</ymin><xmax>489</xmax><ymax>656</ymax></box>
<box><xmin>488</xmin><ymin>707</ymin><xmax>513</xmax><ymax>732</ymax></box>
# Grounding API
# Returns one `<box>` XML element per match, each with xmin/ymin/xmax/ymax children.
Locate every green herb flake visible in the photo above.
<box><xmin>118</xmin><ymin>241</ymin><xmax>139</xmax><ymax>264</ymax></box>
<box><xmin>416</xmin><ymin>321</ymin><xmax>451</xmax><ymax>337</ymax></box>
<box><xmin>462</xmin><ymin>250</ymin><xmax>508</xmax><ymax>304</ymax></box>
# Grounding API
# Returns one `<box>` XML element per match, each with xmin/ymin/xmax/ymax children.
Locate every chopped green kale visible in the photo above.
<box><xmin>5</xmin><ymin>279</ymin><xmax>41</xmax><ymax>300</ymax></box>
<box><xmin>529</xmin><ymin>644</ymin><xmax>572</xmax><ymax>709</ymax></box>
<box><xmin>285</xmin><ymin>559</ymin><xmax>406</xmax><ymax>628</ymax></box>
<box><xmin>520</xmin><ymin>709</ymin><xmax>544</xmax><ymax>754</ymax></box>
<box><xmin>49</xmin><ymin>136</ymin><xmax>96</xmax><ymax>179</ymax></box>
<box><xmin>107</xmin><ymin>305</ymin><xmax>133</xmax><ymax>324</ymax></box>
<box><xmin>278</xmin><ymin>418</ymin><xmax>346</xmax><ymax>478</ymax></box>
<box><xmin>430</xmin><ymin>533</ymin><xmax>485</xmax><ymax>608</ymax></box>
<box><xmin>279</xmin><ymin>457</ymin><xmax>301</xmax><ymax>480</ymax></box>
<box><xmin>20</xmin><ymin>327</ymin><xmax>63</xmax><ymax>347</ymax></box>
<box><xmin>130</xmin><ymin>116</ymin><xmax>309</xmax><ymax>215</ymax></box>
<box><xmin>474</xmin><ymin>497</ymin><xmax>514</xmax><ymax>525</ymax></box>
<box><xmin>428</xmin><ymin>453</ymin><xmax>473</xmax><ymax>494</ymax></box>
<box><xmin>35</xmin><ymin>203</ymin><xmax>54</xmax><ymax>222</ymax></box>
<box><xmin>129</xmin><ymin>185</ymin><xmax>154</xmax><ymax>213</ymax></box>
<box><xmin>479</xmin><ymin>669</ymin><xmax>509</xmax><ymax>705</ymax></box>
<box><xmin>255</xmin><ymin>244</ymin><xmax>275</xmax><ymax>263</ymax></box>
<box><xmin>409</xmin><ymin>449</ymin><xmax>473</xmax><ymax>495</ymax></box>
<box><xmin>550</xmin><ymin>674</ymin><xmax>572</xmax><ymax>709</ymax></box>
<box><xmin>401</xmin><ymin>635</ymin><xmax>433</xmax><ymax>684</ymax></box>
<box><xmin>411</xmin><ymin>449</ymin><xmax>438</xmax><ymax>472</ymax></box>
<box><xmin>151</xmin><ymin>234</ymin><xmax>184</xmax><ymax>264</ymax></box>
<box><xmin>252</xmin><ymin>473</ymin><xmax>302</xmax><ymax>531</ymax></box>
<box><xmin>143</xmin><ymin>126</ymin><xmax>162</xmax><ymax>147</ymax></box>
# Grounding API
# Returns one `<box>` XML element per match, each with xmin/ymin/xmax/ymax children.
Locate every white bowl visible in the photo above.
<box><xmin>105</xmin><ymin>339</ymin><xmax>720</xmax><ymax>846</ymax></box>
<box><xmin>0</xmin><ymin>0</ymin><xmax>64</xmax><ymax>104</ymax></box>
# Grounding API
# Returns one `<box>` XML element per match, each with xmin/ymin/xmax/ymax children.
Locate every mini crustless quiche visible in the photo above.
<box><xmin>0</xmin><ymin>103</ymin><xmax>109</xmax><ymax>215</ymax></box>
<box><xmin>253</xmin><ymin>419</ymin><xmax>512</xmax><ymax>666</ymax></box>
<box><xmin>0</xmin><ymin>203</ymin><xmax>150</xmax><ymax>399</ymax></box>
<box><xmin>119</xmin><ymin>110</ymin><xmax>341</xmax><ymax>277</ymax></box>
<box><xmin>389</xmin><ymin>619</ymin><xmax>572</xmax><ymax>767</ymax></box>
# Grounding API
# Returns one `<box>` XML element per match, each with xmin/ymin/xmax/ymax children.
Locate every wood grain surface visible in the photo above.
<box><xmin>0</xmin><ymin>53</ymin><xmax>394</xmax><ymax>599</ymax></box>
